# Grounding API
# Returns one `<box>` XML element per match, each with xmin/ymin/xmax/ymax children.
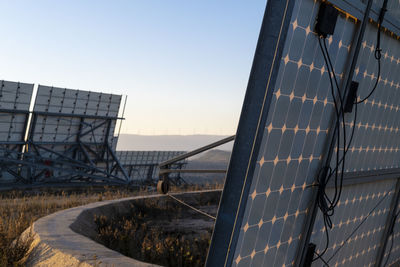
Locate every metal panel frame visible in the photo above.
<box><xmin>206</xmin><ymin>1</ymin><xmax>297</xmax><ymax>265</ymax></box>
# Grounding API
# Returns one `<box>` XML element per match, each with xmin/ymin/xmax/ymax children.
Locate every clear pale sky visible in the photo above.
<box><xmin>0</xmin><ymin>1</ymin><xmax>266</xmax><ymax>135</ymax></box>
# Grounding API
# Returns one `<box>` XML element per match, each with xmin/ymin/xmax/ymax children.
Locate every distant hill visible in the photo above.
<box><xmin>192</xmin><ymin>149</ymin><xmax>231</xmax><ymax>163</ymax></box>
<box><xmin>184</xmin><ymin>149</ymin><xmax>231</xmax><ymax>185</ymax></box>
<box><xmin>116</xmin><ymin>134</ymin><xmax>234</xmax><ymax>151</ymax></box>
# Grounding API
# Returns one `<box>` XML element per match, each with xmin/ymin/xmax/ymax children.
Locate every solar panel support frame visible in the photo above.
<box><xmin>8</xmin><ymin>111</ymin><xmax>131</xmax><ymax>185</ymax></box>
<box><xmin>205</xmin><ymin>1</ymin><xmax>297</xmax><ymax>265</ymax></box>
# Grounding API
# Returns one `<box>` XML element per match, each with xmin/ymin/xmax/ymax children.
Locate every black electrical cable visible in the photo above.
<box><xmin>314</xmin><ymin>251</ymin><xmax>330</xmax><ymax>267</ymax></box>
<box><xmin>313</xmin><ymin>36</ymin><xmax>349</xmax><ymax>263</ymax></box>
<box><xmin>356</xmin><ymin>0</ymin><xmax>387</xmax><ymax>104</ymax></box>
<box><xmin>313</xmin><ymin>0</ymin><xmax>388</xmax><ymax>263</ymax></box>
<box><xmin>322</xmin><ymin>38</ymin><xmax>347</xmax><ymax>209</ymax></box>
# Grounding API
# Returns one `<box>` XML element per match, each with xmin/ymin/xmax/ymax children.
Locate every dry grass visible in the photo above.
<box><xmin>0</xmin><ymin>182</ymin><xmax>223</xmax><ymax>267</ymax></box>
<box><xmin>0</xmin><ymin>187</ymin><xmax>141</xmax><ymax>267</ymax></box>
<box><xmin>93</xmin><ymin>189</ymin><xmax>221</xmax><ymax>267</ymax></box>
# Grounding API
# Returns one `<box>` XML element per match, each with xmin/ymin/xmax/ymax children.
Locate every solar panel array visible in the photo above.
<box><xmin>208</xmin><ymin>0</ymin><xmax>400</xmax><ymax>266</ymax></box>
<box><xmin>0</xmin><ymin>81</ymin><xmax>127</xmax><ymax>185</ymax></box>
<box><xmin>31</xmin><ymin>86</ymin><xmax>120</xmax><ymax>145</ymax></box>
<box><xmin>116</xmin><ymin>151</ymin><xmax>186</xmax><ymax>181</ymax></box>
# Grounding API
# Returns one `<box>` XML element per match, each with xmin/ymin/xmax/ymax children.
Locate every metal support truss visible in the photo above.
<box><xmin>0</xmin><ymin>111</ymin><xmax>130</xmax><ymax>187</ymax></box>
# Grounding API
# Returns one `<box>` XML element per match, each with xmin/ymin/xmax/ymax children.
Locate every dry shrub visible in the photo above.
<box><xmin>0</xmin><ymin>187</ymin><xmax>138</xmax><ymax>266</ymax></box>
<box><xmin>94</xmin><ymin>195</ymin><xmax>216</xmax><ymax>267</ymax></box>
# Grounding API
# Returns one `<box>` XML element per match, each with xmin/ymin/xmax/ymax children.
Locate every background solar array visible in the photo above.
<box><xmin>116</xmin><ymin>151</ymin><xmax>186</xmax><ymax>181</ymax></box>
<box><xmin>231</xmin><ymin>0</ymin><xmax>358</xmax><ymax>266</ymax></box>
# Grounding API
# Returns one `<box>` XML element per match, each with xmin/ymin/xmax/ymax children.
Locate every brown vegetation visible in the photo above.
<box><xmin>0</xmin><ymin>187</ymin><xmax>139</xmax><ymax>267</ymax></box>
<box><xmin>93</xmin><ymin>191</ymin><xmax>220</xmax><ymax>267</ymax></box>
<box><xmin>0</xmin><ymin>182</ymin><xmax>222</xmax><ymax>267</ymax></box>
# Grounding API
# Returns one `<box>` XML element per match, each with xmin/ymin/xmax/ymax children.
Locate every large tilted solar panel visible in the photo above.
<box><xmin>310</xmin><ymin>180</ymin><xmax>395</xmax><ymax>266</ymax></box>
<box><xmin>0</xmin><ymin>80</ymin><xmax>33</xmax><ymax>142</ymax></box>
<box><xmin>227</xmin><ymin>1</ymin><xmax>357</xmax><ymax>266</ymax></box>
<box><xmin>208</xmin><ymin>0</ymin><xmax>400</xmax><ymax>266</ymax></box>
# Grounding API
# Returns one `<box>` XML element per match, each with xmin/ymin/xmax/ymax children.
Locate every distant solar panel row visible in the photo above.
<box><xmin>116</xmin><ymin>151</ymin><xmax>186</xmax><ymax>181</ymax></box>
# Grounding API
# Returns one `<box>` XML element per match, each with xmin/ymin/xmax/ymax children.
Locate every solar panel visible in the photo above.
<box><xmin>0</xmin><ymin>80</ymin><xmax>33</xmax><ymax>142</ymax></box>
<box><xmin>0</xmin><ymin>80</ymin><xmax>33</xmax><ymax>182</ymax></box>
<box><xmin>116</xmin><ymin>151</ymin><xmax>186</xmax><ymax>181</ymax></box>
<box><xmin>34</xmin><ymin>85</ymin><xmax>121</xmax><ymax>116</ymax></box>
<box><xmin>13</xmin><ymin>85</ymin><xmax>127</xmax><ymax>184</ymax></box>
<box><xmin>208</xmin><ymin>0</ymin><xmax>400</xmax><ymax>266</ymax></box>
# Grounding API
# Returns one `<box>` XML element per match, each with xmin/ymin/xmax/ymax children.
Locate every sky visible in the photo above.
<box><xmin>0</xmin><ymin>0</ymin><xmax>266</xmax><ymax>135</ymax></box>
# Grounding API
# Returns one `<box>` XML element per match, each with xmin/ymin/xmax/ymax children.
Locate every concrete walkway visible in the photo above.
<box><xmin>23</xmin><ymin>190</ymin><xmax>221</xmax><ymax>267</ymax></box>
<box><xmin>24</xmin><ymin>194</ymin><xmax>165</xmax><ymax>267</ymax></box>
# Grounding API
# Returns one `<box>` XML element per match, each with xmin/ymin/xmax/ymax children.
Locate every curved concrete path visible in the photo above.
<box><xmin>23</xmin><ymin>190</ymin><xmax>220</xmax><ymax>267</ymax></box>
<box><xmin>24</xmin><ymin>194</ymin><xmax>163</xmax><ymax>267</ymax></box>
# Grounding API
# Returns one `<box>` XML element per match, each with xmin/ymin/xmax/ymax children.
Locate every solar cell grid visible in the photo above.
<box><xmin>334</xmin><ymin>21</ymin><xmax>400</xmax><ymax>173</ymax></box>
<box><xmin>231</xmin><ymin>1</ymin><xmax>359</xmax><ymax>266</ymax></box>
<box><xmin>34</xmin><ymin>85</ymin><xmax>121</xmax><ymax>116</ymax></box>
<box><xmin>381</xmin><ymin>202</ymin><xmax>400</xmax><ymax>266</ymax></box>
<box><xmin>369</xmin><ymin>0</ymin><xmax>400</xmax><ymax>18</ymax></box>
<box><xmin>310</xmin><ymin>179</ymin><xmax>395</xmax><ymax>266</ymax></box>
